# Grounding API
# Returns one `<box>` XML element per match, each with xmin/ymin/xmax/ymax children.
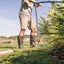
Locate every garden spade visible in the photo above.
<box><xmin>35</xmin><ymin>5</ymin><xmax>40</xmax><ymax>44</ymax></box>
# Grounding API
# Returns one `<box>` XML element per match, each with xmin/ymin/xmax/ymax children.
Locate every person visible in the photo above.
<box><xmin>18</xmin><ymin>0</ymin><xmax>42</xmax><ymax>49</ymax></box>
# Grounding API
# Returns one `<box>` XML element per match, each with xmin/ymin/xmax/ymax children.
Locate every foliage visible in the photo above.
<box><xmin>39</xmin><ymin>0</ymin><xmax>64</xmax><ymax>43</ymax></box>
<box><xmin>38</xmin><ymin>1</ymin><xmax>64</xmax><ymax>63</ymax></box>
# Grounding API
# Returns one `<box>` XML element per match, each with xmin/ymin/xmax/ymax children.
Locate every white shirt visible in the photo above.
<box><xmin>19</xmin><ymin>0</ymin><xmax>35</xmax><ymax>16</ymax></box>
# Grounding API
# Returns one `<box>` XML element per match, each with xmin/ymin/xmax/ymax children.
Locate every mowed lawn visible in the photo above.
<box><xmin>0</xmin><ymin>43</ymin><xmax>58</xmax><ymax>64</ymax></box>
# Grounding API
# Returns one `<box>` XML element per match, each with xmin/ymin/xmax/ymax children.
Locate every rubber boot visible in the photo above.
<box><xmin>17</xmin><ymin>36</ymin><xmax>24</xmax><ymax>49</ymax></box>
<box><xmin>30</xmin><ymin>35</ymin><xmax>36</xmax><ymax>47</ymax></box>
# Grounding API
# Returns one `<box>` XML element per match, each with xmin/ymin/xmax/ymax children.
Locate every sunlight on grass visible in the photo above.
<box><xmin>0</xmin><ymin>43</ymin><xmax>59</xmax><ymax>64</ymax></box>
<box><xmin>0</xmin><ymin>43</ymin><xmax>47</xmax><ymax>51</ymax></box>
<box><xmin>0</xmin><ymin>46</ymin><xmax>57</xmax><ymax>64</ymax></box>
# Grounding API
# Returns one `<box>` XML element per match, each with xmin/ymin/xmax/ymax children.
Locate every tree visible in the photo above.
<box><xmin>39</xmin><ymin>0</ymin><xmax>64</xmax><ymax>43</ymax></box>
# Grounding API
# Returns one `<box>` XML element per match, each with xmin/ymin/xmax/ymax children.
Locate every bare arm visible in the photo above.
<box><xmin>28</xmin><ymin>0</ymin><xmax>42</xmax><ymax>7</ymax></box>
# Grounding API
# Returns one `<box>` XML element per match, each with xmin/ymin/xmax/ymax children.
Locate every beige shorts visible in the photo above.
<box><xmin>19</xmin><ymin>15</ymin><xmax>35</xmax><ymax>30</ymax></box>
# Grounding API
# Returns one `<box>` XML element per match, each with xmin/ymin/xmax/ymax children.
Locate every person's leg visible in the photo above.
<box><xmin>18</xmin><ymin>15</ymin><xmax>27</xmax><ymax>49</ymax></box>
<box><xmin>30</xmin><ymin>28</ymin><xmax>35</xmax><ymax>36</ymax></box>
<box><xmin>30</xmin><ymin>28</ymin><xmax>36</xmax><ymax>47</ymax></box>
<box><xmin>18</xmin><ymin>29</ymin><xmax>25</xmax><ymax>49</ymax></box>
<box><xmin>28</xmin><ymin>16</ymin><xmax>36</xmax><ymax>47</ymax></box>
<box><xmin>19</xmin><ymin>29</ymin><xmax>25</xmax><ymax>36</ymax></box>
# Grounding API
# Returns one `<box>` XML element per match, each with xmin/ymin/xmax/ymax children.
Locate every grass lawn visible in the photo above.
<box><xmin>0</xmin><ymin>43</ymin><xmax>58</xmax><ymax>64</ymax></box>
<box><xmin>0</xmin><ymin>43</ymin><xmax>46</xmax><ymax>51</ymax></box>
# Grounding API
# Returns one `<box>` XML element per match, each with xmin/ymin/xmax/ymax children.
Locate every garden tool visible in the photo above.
<box><xmin>35</xmin><ymin>5</ymin><xmax>40</xmax><ymax>44</ymax></box>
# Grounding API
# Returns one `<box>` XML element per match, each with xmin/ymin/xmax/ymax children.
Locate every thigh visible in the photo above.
<box><xmin>28</xmin><ymin>16</ymin><xmax>35</xmax><ymax>30</ymax></box>
<box><xmin>19</xmin><ymin>15</ymin><xmax>28</xmax><ymax>29</ymax></box>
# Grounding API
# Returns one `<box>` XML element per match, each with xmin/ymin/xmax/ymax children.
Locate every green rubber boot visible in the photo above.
<box><xmin>30</xmin><ymin>35</ymin><xmax>36</xmax><ymax>47</ymax></box>
<box><xmin>17</xmin><ymin>36</ymin><xmax>24</xmax><ymax>49</ymax></box>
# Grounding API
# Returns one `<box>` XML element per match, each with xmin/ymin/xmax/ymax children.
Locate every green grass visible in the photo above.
<box><xmin>0</xmin><ymin>44</ymin><xmax>17</xmax><ymax>51</ymax></box>
<box><xmin>0</xmin><ymin>43</ymin><xmax>45</xmax><ymax>51</ymax></box>
<box><xmin>0</xmin><ymin>48</ymin><xmax>57</xmax><ymax>64</ymax></box>
<box><xmin>0</xmin><ymin>43</ymin><xmax>58</xmax><ymax>64</ymax></box>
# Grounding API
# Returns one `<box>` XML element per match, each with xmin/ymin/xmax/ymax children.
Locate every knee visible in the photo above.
<box><xmin>20</xmin><ymin>29</ymin><xmax>25</xmax><ymax>33</ymax></box>
<box><xmin>31</xmin><ymin>28</ymin><xmax>36</xmax><ymax>32</ymax></box>
<box><xmin>19</xmin><ymin>29</ymin><xmax>25</xmax><ymax>36</ymax></box>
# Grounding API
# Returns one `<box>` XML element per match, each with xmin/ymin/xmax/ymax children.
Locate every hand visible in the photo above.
<box><xmin>28</xmin><ymin>0</ymin><xmax>33</xmax><ymax>2</ymax></box>
<box><xmin>39</xmin><ymin>3</ymin><xmax>42</xmax><ymax>6</ymax></box>
<box><xmin>36</xmin><ymin>3</ymin><xmax>42</xmax><ymax>7</ymax></box>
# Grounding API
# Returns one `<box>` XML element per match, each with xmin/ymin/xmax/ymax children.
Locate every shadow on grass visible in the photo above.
<box><xmin>0</xmin><ymin>49</ymin><xmax>58</xmax><ymax>64</ymax></box>
<box><xmin>0</xmin><ymin>47</ymin><xmax>17</xmax><ymax>49</ymax></box>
